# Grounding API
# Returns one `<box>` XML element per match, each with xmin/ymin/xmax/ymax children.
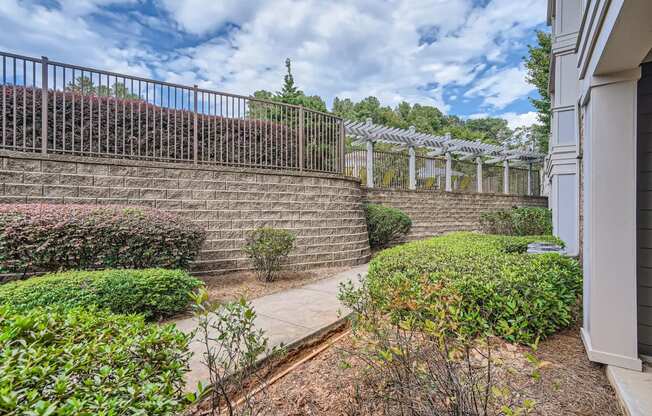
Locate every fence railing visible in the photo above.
<box><xmin>0</xmin><ymin>51</ymin><xmax>344</xmax><ymax>173</ymax></box>
<box><xmin>345</xmin><ymin>149</ymin><xmax>541</xmax><ymax>196</ymax></box>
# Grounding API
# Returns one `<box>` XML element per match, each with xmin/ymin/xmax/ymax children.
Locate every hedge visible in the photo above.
<box><xmin>0</xmin><ymin>268</ymin><xmax>203</xmax><ymax>319</ymax></box>
<box><xmin>1</xmin><ymin>86</ymin><xmax>299</xmax><ymax>167</ymax></box>
<box><xmin>364</xmin><ymin>203</ymin><xmax>412</xmax><ymax>248</ymax></box>
<box><xmin>0</xmin><ymin>204</ymin><xmax>205</xmax><ymax>274</ymax></box>
<box><xmin>480</xmin><ymin>207</ymin><xmax>552</xmax><ymax>236</ymax></box>
<box><xmin>0</xmin><ymin>305</ymin><xmax>191</xmax><ymax>415</ymax></box>
<box><xmin>349</xmin><ymin>232</ymin><xmax>581</xmax><ymax>344</ymax></box>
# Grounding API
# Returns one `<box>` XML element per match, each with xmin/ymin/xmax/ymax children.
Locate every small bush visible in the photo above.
<box><xmin>480</xmin><ymin>206</ymin><xmax>552</xmax><ymax>236</ymax></box>
<box><xmin>0</xmin><ymin>204</ymin><xmax>206</xmax><ymax>275</ymax></box>
<box><xmin>363</xmin><ymin>203</ymin><xmax>412</xmax><ymax>248</ymax></box>
<box><xmin>0</xmin><ymin>268</ymin><xmax>203</xmax><ymax>319</ymax></box>
<box><xmin>0</xmin><ymin>305</ymin><xmax>191</xmax><ymax>415</ymax></box>
<box><xmin>243</xmin><ymin>227</ymin><xmax>296</xmax><ymax>282</ymax></box>
<box><xmin>343</xmin><ymin>232</ymin><xmax>581</xmax><ymax>344</ymax></box>
<box><xmin>191</xmin><ymin>290</ymin><xmax>280</xmax><ymax>414</ymax></box>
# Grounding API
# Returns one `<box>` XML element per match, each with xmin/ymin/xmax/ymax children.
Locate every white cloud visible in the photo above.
<box><xmin>500</xmin><ymin>111</ymin><xmax>540</xmax><ymax>129</ymax></box>
<box><xmin>464</xmin><ymin>65</ymin><xmax>535</xmax><ymax>109</ymax></box>
<box><xmin>0</xmin><ymin>0</ymin><xmax>546</xmax><ymax>115</ymax></box>
<box><xmin>0</xmin><ymin>0</ymin><xmax>153</xmax><ymax>78</ymax></box>
<box><xmin>158</xmin><ymin>0</ymin><xmax>263</xmax><ymax>35</ymax></box>
<box><xmin>156</xmin><ymin>0</ymin><xmax>545</xmax><ymax>112</ymax></box>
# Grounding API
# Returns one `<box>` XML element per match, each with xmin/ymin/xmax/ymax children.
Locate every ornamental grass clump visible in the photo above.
<box><xmin>243</xmin><ymin>227</ymin><xmax>296</xmax><ymax>282</ymax></box>
<box><xmin>0</xmin><ymin>203</ymin><xmax>206</xmax><ymax>275</ymax></box>
<box><xmin>0</xmin><ymin>268</ymin><xmax>203</xmax><ymax>319</ymax></box>
<box><xmin>342</xmin><ymin>232</ymin><xmax>581</xmax><ymax>345</ymax></box>
<box><xmin>0</xmin><ymin>305</ymin><xmax>192</xmax><ymax>415</ymax></box>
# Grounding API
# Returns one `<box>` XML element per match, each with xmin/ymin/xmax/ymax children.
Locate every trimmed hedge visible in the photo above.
<box><xmin>353</xmin><ymin>232</ymin><xmax>581</xmax><ymax>344</ymax></box>
<box><xmin>0</xmin><ymin>268</ymin><xmax>203</xmax><ymax>319</ymax></box>
<box><xmin>480</xmin><ymin>207</ymin><xmax>552</xmax><ymax>236</ymax></box>
<box><xmin>0</xmin><ymin>305</ymin><xmax>191</xmax><ymax>414</ymax></box>
<box><xmin>364</xmin><ymin>203</ymin><xmax>412</xmax><ymax>248</ymax></box>
<box><xmin>2</xmin><ymin>86</ymin><xmax>298</xmax><ymax>167</ymax></box>
<box><xmin>0</xmin><ymin>204</ymin><xmax>205</xmax><ymax>274</ymax></box>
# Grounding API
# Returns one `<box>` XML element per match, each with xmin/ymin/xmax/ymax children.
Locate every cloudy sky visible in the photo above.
<box><xmin>0</xmin><ymin>0</ymin><xmax>547</xmax><ymax>129</ymax></box>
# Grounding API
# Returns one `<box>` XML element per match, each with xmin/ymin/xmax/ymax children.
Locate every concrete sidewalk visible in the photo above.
<box><xmin>173</xmin><ymin>263</ymin><xmax>369</xmax><ymax>391</ymax></box>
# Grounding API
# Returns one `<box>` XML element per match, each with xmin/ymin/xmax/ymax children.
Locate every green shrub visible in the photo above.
<box><xmin>341</xmin><ymin>232</ymin><xmax>581</xmax><ymax>344</ymax></box>
<box><xmin>364</xmin><ymin>203</ymin><xmax>412</xmax><ymax>248</ymax></box>
<box><xmin>479</xmin><ymin>207</ymin><xmax>552</xmax><ymax>236</ymax></box>
<box><xmin>0</xmin><ymin>204</ymin><xmax>206</xmax><ymax>274</ymax></box>
<box><xmin>0</xmin><ymin>268</ymin><xmax>203</xmax><ymax>319</ymax></box>
<box><xmin>243</xmin><ymin>227</ymin><xmax>296</xmax><ymax>282</ymax></box>
<box><xmin>0</xmin><ymin>305</ymin><xmax>191</xmax><ymax>415</ymax></box>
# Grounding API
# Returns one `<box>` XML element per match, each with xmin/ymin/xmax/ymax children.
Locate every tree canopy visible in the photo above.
<box><xmin>524</xmin><ymin>30</ymin><xmax>551</xmax><ymax>152</ymax></box>
<box><xmin>252</xmin><ymin>57</ymin><xmax>544</xmax><ymax>152</ymax></box>
<box><xmin>252</xmin><ymin>58</ymin><xmax>327</xmax><ymax>113</ymax></box>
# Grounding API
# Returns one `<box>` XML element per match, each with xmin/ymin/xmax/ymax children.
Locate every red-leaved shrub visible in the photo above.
<box><xmin>0</xmin><ymin>204</ymin><xmax>205</xmax><ymax>275</ymax></box>
<box><xmin>1</xmin><ymin>86</ymin><xmax>301</xmax><ymax>168</ymax></box>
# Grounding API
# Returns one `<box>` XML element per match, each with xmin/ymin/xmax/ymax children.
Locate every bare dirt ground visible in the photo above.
<box><xmin>199</xmin><ymin>266</ymin><xmax>349</xmax><ymax>305</ymax></box>
<box><xmin>259</xmin><ymin>324</ymin><xmax>622</xmax><ymax>416</ymax></box>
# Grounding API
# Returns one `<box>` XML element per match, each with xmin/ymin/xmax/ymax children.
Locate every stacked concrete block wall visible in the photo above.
<box><xmin>0</xmin><ymin>151</ymin><xmax>371</xmax><ymax>274</ymax></box>
<box><xmin>363</xmin><ymin>188</ymin><xmax>548</xmax><ymax>241</ymax></box>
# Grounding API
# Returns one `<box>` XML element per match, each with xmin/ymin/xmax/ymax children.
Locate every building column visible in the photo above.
<box><xmin>503</xmin><ymin>160</ymin><xmax>510</xmax><ymax>194</ymax></box>
<box><xmin>408</xmin><ymin>145</ymin><xmax>416</xmax><ymax>190</ymax></box>
<box><xmin>582</xmin><ymin>76</ymin><xmax>641</xmax><ymax>371</ymax></box>
<box><xmin>445</xmin><ymin>152</ymin><xmax>452</xmax><ymax>192</ymax></box>
<box><xmin>366</xmin><ymin>140</ymin><xmax>374</xmax><ymax>188</ymax></box>
<box><xmin>476</xmin><ymin>157</ymin><xmax>483</xmax><ymax>193</ymax></box>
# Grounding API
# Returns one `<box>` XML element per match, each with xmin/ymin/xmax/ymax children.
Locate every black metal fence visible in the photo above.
<box><xmin>0</xmin><ymin>51</ymin><xmax>345</xmax><ymax>173</ymax></box>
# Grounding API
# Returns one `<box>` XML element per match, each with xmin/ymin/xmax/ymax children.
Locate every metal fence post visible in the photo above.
<box><xmin>193</xmin><ymin>85</ymin><xmax>198</xmax><ymax>164</ymax></box>
<box><xmin>445</xmin><ymin>152</ymin><xmax>452</xmax><ymax>192</ymax></box>
<box><xmin>476</xmin><ymin>157</ymin><xmax>483</xmax><ymax>193</ymax></box>
<box><xmin>503</xmin><ymin>160</ymin><xmax>510</xmax><ymax>194</ymax></box>
<box><xmin>527</xmin><ymin>162</ymin><xmax>533</xmax><ymax>196</ymax></box>
<box><xmin>408</xmin><ymin>145</ymin><xmax>416</xmax><ymax>190</ymax></box>
<box><xmin>298</xmin><ymin>107</ymin><xmax>304</xmax><ymax>171</ymax></box>
<box><xmin>41</xmin><ymin>56</ymin><xmax>48</xmax><ymax>154</ymax></box>
<box><xmin>339</xmin><ymin>120</ymin><xmax>345</xmax><ymax>174</ymax></box>
<box><xmin>366</xmin><ymin>139</ymin><xmax>374</xmax><ymax>188</ymax></box>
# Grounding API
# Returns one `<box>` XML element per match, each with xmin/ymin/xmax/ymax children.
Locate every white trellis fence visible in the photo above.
<box><xmin>344</xmin><ymin>118</ymin><xmax>543</xmax><ymax>196</ymax></box>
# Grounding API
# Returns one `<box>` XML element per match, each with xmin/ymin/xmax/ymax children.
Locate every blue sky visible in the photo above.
<box><xmin>0</xmin><ymin>0</ymin><xmax>548</xmax><ymax>129</ymax></box>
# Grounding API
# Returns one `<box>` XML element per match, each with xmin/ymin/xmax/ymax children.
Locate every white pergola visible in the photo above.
<box><xmin>344</xmin><ymin>118</ymin><xmax>544</xmax><ymax>195</ymax></box>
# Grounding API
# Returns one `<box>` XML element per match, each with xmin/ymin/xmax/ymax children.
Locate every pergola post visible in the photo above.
<box><xmin>476</xmin><ymin>157</ymin><xmax>483</xmax><ymax>193</ymax></box>
<box><xmin>527</xmin><ymin>162</ymin><xmax>533</xmax><ymax>196</ymax></box>
<box><xmin>445</xmin><ymin>152</ymin><xmax>452</xmax><ymax>192</ymax></box>
<box><xmin>503</xmin><ymin>160</ymin><xmax>510</xmax><ymax>194</ymax></box>
<box><xmin>408</xmin><ymin>145</ymin><xmax>416</xmax><ymax>190</ymax></box>
<box><xmin>366</xmin><ymin>139</ymin><xmax>374</xmax><ymax>188</ymax></box>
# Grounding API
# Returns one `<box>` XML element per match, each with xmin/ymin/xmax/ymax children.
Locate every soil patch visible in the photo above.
<box><xmin>200</xmin><ymin>266</ymin><xmax>349</xmax><ymax>305</ymax></box>
<box><xmin>259</xmin><ymin>325</ymin><xmax>621</xmax><ymax>415</ymax></box>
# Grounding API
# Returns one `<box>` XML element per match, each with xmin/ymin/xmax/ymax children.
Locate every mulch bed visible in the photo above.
<box><xmin>258</xmin><ymin>324</ymin><xmax>622</xmax><ymax>415</ymax></box>
<box><xmin>199</xmin><ymin>266</ymin><xmax>349</xmax><ymax>305</ymax></box>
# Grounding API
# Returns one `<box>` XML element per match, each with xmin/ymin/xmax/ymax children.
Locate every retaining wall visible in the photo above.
<box><xmin>0</xmin><ymin>150</ymin><xmax>549</xmax><ymax>274</ymax></box>
<box><xmin>0</xmin><ymin>150</ymin><xmax>371</xmax><ymax>274</ymax></box>
<box><xmin>363</xmin><ymin>188</ymin><xmax>548</xmax><ymax>241</ymax></box>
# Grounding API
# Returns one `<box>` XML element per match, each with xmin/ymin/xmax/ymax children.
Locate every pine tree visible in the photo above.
<box><xmin>278</xmin><ymin>58</ymin><xmax>301</xmax><ymax>103</ymax></box>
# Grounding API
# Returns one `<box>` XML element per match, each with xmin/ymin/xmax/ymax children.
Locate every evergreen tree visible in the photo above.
<box><xmin>278</xmin><ymin>58</ymin><xmax>300</xmax><ymax>102</ymax></box>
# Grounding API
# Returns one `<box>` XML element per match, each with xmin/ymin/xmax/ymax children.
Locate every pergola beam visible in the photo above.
<box><xmin>344</xmin><ymin>119</ymin><xmax>543</xmax><ymax>195</ymax></box>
